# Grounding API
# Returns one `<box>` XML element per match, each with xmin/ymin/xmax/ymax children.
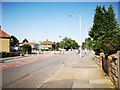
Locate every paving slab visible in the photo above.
<box><xmin>41</xmin><ymin>79</ymin><xmax>74</xmax><ymax>88</ymax></box>
<box><xmin>40</xmin><ymin>53</ymin><xmax>115</xmax><ymax>88</ymax></box>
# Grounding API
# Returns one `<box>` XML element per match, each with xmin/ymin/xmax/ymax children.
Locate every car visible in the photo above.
<box><xmin>17</xmin><ymin>49</ymin><xmax>22</xmax><ymax>53</ymax></box>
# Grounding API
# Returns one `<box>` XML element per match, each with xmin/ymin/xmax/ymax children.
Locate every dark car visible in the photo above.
<box><xmin>17</xmin><ymin>49</ymin><xmax>22</xmax><ymax>53</ymax></box>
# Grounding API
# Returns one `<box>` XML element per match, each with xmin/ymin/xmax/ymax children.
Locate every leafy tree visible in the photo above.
<box><xmin>55</xmin><ymin>37</ymin><xmax>79</xmax><ymax>50</ymax></box>
<box><xmin>10</xmin><ymin>35</ymin><xmax>19</xmax><ymax>46</ymax></box>
<box><xmin>22</xmin><ymin>44</ymin><xmax>31</xmax><ymax>54</ymax></box>
<box><xmin>56</xmin><ymin>42</ymin><xmax>60</xmax><ymax>49</ymax></box>
<box><xmin>85</xmin><ymin>38</ymin><xmax>93</xmax><ymax>50</ymax></box>
<box><xmin>52</xmin><ymin>42</ymin><xmax>56</xmax><ymax>50</ymax></box>
<box><xmin>81</xmin><ymin>38</ymin><xmax>93</xmax><ymax>50</ymax></box>
<box><xmin>71</xmin><ymin>40</ymin><xmax>79</xmax><ymax>49</ymax></box>
<box><xmin>81</xmin><ymin>42</ymin><xmax>86</xmax><ymax>50</ymax></box>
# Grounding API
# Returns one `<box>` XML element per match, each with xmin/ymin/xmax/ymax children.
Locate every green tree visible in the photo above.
<box><xmin>81</xmin><ymin>38</ymin><xmax>93</xmax><ymax>50</ymax></box>
<box><xmin>55</xmin><ymin>37</ymin><xmax>79</xmax><ymax>50</ymax></box>
<box><xmin>81</xmin><ymin>42</ymin><xmax>86</xmax><ymax>50</ymax></box>
<box><xmin>52</xmin><ymin>42</ymin><xmax>56</xmax><ymax>50</ymax></box>
<box><xmin>71</xmin><ymin>40</ymin><xmax>79</xmax><ymax>49</ymax></box>
<box><xmin>85</xmin><ymin>38</ymin><xmax>93</xmax><ymax>50</ymax></box>
<box><xmin>22</xmin><ymin>44</ymin><xmax>32</xmax><ymax>54</ymax></box>
<box><xmin>10</xmin><ymin>35</ymin><xmax>19</xmax><ymax>46</ymax></box>
<box><xmin>56</xmin><ymin>42</ymin><xmax>60</xmax><ymax>49</ymax></box>
<box><xmin>89</xmin><ymin>5</ymin><xmax>103</xmax><ymax>40</ymax></box>
<box><xmin>89</xmin><ymin>5</ymin><xmax>120</xmax><ymax>55</ymax></box>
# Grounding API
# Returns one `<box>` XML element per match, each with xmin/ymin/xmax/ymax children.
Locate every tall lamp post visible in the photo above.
<box><xmin>68</xmin><ymin>14</ymin><xmax>82</xmax><ymax>58</ymax></box>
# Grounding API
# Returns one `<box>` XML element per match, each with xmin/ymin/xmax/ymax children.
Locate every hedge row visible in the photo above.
<box><xmin>0</xmin><ymin>52</ymin><xmax>20</xmax><ymax>58</ymax></box>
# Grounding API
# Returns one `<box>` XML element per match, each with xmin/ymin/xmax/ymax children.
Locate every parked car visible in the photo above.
<box><xmin>17</xmin><ymin>49</ymin><xmax>22</xmax><ymax>53</ymax></box>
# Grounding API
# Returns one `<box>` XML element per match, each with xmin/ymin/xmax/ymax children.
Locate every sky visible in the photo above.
<box><xmin>1</xmin><ymin>1</ymin><xmax>119</xmax><ymax>45</ymax></box>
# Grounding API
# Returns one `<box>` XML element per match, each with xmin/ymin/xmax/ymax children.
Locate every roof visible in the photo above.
<box><xmin>0</xmin><ymin>29</ymin><xmax>11</xmax><ymax>38</ymax></box>
<box><xmin>22</xmin><ymin>42</ymin><xmax>38</xmax><ymax>46</ymax></box>
<box><xmin>27</xmin><ymin>42</ymin><xmax>34</xmax><ymax>46</ymax></box>
<box><xmin>40</xmin><ymin>40</ymin><xmax>53</xmax><ymax>45</ymax></box>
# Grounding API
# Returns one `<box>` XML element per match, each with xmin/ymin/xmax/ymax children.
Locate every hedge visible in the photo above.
<box><xmin>0</xmin><ymin>52</ymin><xmax>20</xmax><ymax>58</ymax></box>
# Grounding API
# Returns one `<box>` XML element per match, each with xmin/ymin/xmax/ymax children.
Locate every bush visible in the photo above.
<box><xmin>22</xmin><ymin>44</ymin><xmax>32</xmax><ymax>54</ymax></box>
<box><xmin>41</xmin><ymin>49</ymin><xmax>49</xmax><ymax>51</ymax></box>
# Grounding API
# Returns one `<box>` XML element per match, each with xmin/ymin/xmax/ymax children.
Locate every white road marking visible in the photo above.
<box><xmin>2</xmin><ymin>65</ymin><xmax>7</xmax><ymax>67</ymax></box>
<box><xmin>36</xmin><ymin>62</ymin><xmax>65</xmax><ymax>88</ymax></box>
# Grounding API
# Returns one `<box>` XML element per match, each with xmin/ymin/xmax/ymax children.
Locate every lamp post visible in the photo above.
<box><xmin>68</xmin><ymin>14</ymin><xmax>82</xmax><ymax>58</ymax></box>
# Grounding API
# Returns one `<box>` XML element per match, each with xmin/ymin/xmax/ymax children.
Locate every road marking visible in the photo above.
<box><xmin>1</xmin><ymin>54</ymin><xmax>56</xmax><ymax>70</ymax></box>
<box><xmin>36</xmin><ymin>61</ymin><xmax>65</xmax><ymax>88</ymax></box>
<box><xmin>2</xmin><ymin>65</ymin><xmax>7</xmax><ymax>67</ymax></box>
<box><xmin>37</xmin><ymin>53</ymin><xmax>73</xmax><ymax>88</ymax></box>
<box><xmin>15</xmin><ymin>65</ymin><xmax>19</xmax><ymax>66</ymax></box>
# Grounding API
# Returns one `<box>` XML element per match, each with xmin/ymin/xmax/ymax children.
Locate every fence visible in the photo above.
<box><xmin>93</xmin><ymin>55</ymin><xmax>100</xmax><ymax>65</ymax></box>
<box><xmin>108</xmin><ymin>54</ymin><xmax>118</xmax><ymax>86</ymax></box>
<box><xmin>93</xmin><ymin>51</ymin><xmax>120</xmax><ymax>88</ymax></box>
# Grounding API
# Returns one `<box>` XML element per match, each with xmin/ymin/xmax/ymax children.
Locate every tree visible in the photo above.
<box><xmin>10</xmin><ymin>35</ymin><xmax>19</xmax><ymax>46</ymax></box>
<box><xmin>22</xmin><ymin>44</ymin><xmax>31</xmax><ymax>54</ymax></box>
<box><xmin>89</xmin><ymin>5</ymin><xmax>103</xmax><ymax>40</ymax></box>
<box><xmin>52</xmin><ymin>42</ymin><xmax>56</xmax><ymax>50</ymax></box>
<box><xmin>81</xmin><ymin>38</ymin><xmax>93</xmax><ymax>50</ymax></box>
<box><xmin>55</xmin><ymin>37</ymin><xmax>79</xmax><ymax>50</ymax></box>
<box><xmin>56</xmin><ymin>42</ymin><xmax>60</xmax><ymax>50</ymax></box>
<box><xmin>89</xmin><ymin>5</ymin><xmax>120</xmax><ymax>55</ymax></box>
<box><xmin>81</xmin><ymin>42</ymin><xmax>86</xmax><ymax>50</ymax></box>
<box><xmin>23</xmin><ymin>38</ymin><xmax>28</xmax><ymax>43</ymax></box>
<box><xmin>85</xmin><ymin>38</ymin><xmax>93</xmax><ymax>50</ymax></box>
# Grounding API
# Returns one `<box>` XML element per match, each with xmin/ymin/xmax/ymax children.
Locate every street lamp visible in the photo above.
<box><xmin>68</xmin><ymin>14</ymin><xmax>82</xmax><ymax>58</ymax></box>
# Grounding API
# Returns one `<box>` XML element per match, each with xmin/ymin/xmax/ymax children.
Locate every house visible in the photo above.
<box><xmin>27</xmin><ymin>42</ymin><xmax>40</xmax><ymax>52</ymax></box>
<box><xmin>40</xmin><ymin>39</ymin><xmax>53</xmax><ymax>50</ymax></box>
<box><xmin>20</xmin><ymin>41</ymin><xmax>40</xmax><ymax>53</ymax></box>
<box><xmin>0</xmin><ymin>27</ymin><xmax>11</xmax><ymax>52</ymax></box>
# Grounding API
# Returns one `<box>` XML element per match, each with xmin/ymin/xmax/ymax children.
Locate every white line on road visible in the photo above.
<box><xmin>2</xmin><ymin>65</ymin><xmax>7</xmax><ymax>67</ymax></box>
<box><xmin>36</xmin><ymin>62</ymin><xmax>65</xmax><ymax>88</ymax></box>
<box><xmin>36</xmin><ymin>54</ymin><xmax>74</xmax><ymax>88</ymax></box>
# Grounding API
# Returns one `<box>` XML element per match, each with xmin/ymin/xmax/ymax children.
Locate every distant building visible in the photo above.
<box><xmin>0</xmin><ymin>27</ymin><xmax>11</xmax><ymax>52</ymax></box>
<box><xmin>20</xmin><ymin>41</ymin><xmax>40</xmax><ymax>53</ymax></box>
<box><xmin>27</xmin><ymin>42</ymin><xmax>40</xmax><ymax>51</ymax></box>
<box><xmin>40</xmin><ymin>39</ymin><xmax>53</xmax><ymax>50</ymax></box>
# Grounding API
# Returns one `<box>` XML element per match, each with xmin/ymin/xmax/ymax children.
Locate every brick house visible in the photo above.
<box><xmin>0</xmin><ymin>27</ymin><xmax>11</xmax><ymax>52</ymax></box>
<box><xmin>40</xmin><ymin>39</ymin><xmax>53</xmax><ymax>50</ymax></box>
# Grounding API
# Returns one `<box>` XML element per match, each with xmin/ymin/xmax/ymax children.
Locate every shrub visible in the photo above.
<box><xmin>0</xmin><ymin>52</ymin><xmax>20</xmax><ymax>58</ymax></box>
<box><xmin>22</xmin><ymin>44</ymin><xmax>32</xmax><ymax>54</ymax></box>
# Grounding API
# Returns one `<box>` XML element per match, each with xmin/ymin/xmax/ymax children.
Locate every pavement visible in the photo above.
<box><xmin>40</xmin><ymin>53</ymin><xmax>115</xmax><ymax>88</ymax></box>
<box><xmin>0</xmin><ymin>54</ymin><xmax>36</xmax><ymax>63</ymax></box>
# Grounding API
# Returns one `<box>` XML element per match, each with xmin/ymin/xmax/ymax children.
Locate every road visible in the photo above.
<box><xmin>2</xmin><ymin>51</ymin><xmax>77</xmax><ymax>88</ymax></box>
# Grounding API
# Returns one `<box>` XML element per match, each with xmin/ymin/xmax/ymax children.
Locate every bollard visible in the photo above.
<box><xmin>117</xmin><ymin>51</ymin><xmax>120</xmax><ymax>88</ymax></box>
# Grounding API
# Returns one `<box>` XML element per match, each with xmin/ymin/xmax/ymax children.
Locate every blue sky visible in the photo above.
<box><xmin>2</xmin><ymin>2</ymin><xmax>118</xmax><ymax>45</ymax></box>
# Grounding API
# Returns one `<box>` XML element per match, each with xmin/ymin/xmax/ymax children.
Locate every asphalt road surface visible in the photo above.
<box><xmin>2</xmin><ymin>51</ymin><xmax>77</xmax><ymax>88</ymax></box>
